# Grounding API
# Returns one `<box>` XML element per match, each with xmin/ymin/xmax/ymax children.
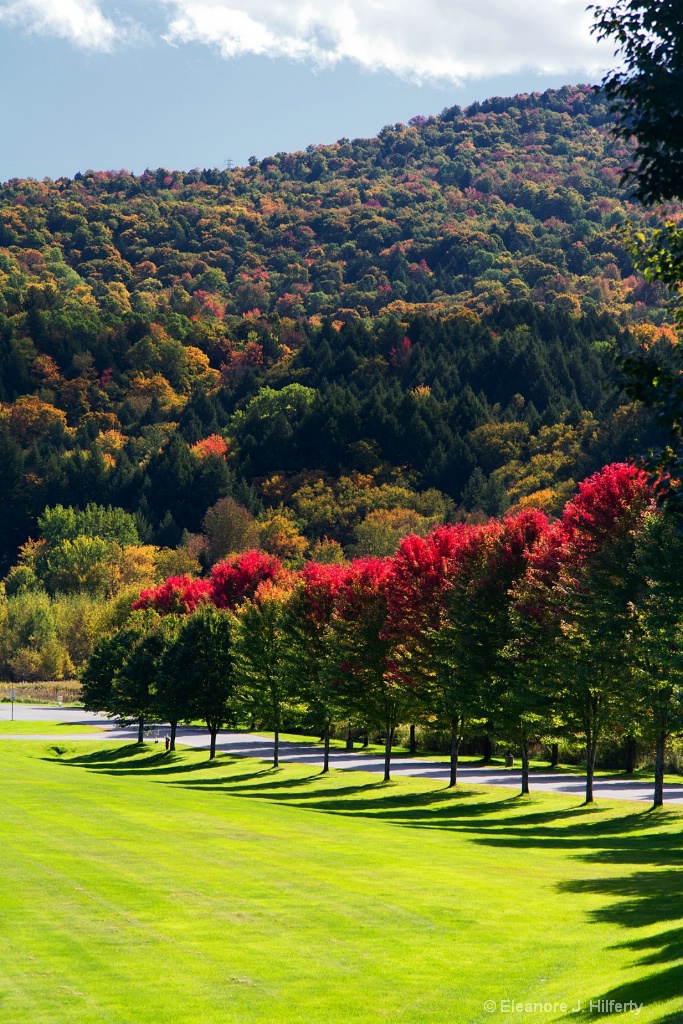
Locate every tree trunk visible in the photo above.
<box><xmin>409</xmin><ymin>723</ymin><xmax>417</xmax><ymax>756</ymax></box>
<box><xmin>482</xmin><ymin>734</ymin><xmax>493</xmax><ymax>764</ymax></box>
<box><xmin>345</xmin><ymin>723</ymin><xmax>354</xmax><ymax>751</ymax></box>
<box><xmin>273</xmin><ymin>725</ymin><xmax>279</xmax><ymax>768</ymax></box>
<box><xmin>520</xmin><ymin>735</ymin><xmax>530</xmax><ymax>796</ymax></box>
<box><xmin>170</xmin><ymin>719</ymin><xmax>177</xmax><ymax>752</ymax></box>
<box><xmin>323</xmin><ymin>723</ymin><xmax>330</xmax><ymax>774</ymax></box>
<box><xmin>654</xmin><ymin>732</ymin><xmax>666</xmax><ymax>808</ymax></box>
<box><xmin>585</xmin><ymin>729</ymin><xmax>597</xmax><ymax>804</ymax></box>
<box><xmin>550</xmin><ymin>743</ymin><xmax>559</xmax><ymax>768</ymax></box>
<box><xmin>625</xmin><ymin>735</ymin><xmax>637</xmax><ymax>774</ymax></box>
<box><xmin>209</xmin><ymin>728</ymin><xmax>217</xmax><ymax>760</ymax></box>
<box><xmin>449</xmin><ymin>718</ymin><xmax>461</xmax><ymax>788</ymax></box>
<box><xmin>137</xmin><ymin>717</ymin><xmax>144</xmax><ymax>744</ymax></box>
<box><xmin>383</xmin><ymin>724</ymin><xmax>393</xmax><ymax>782</ymax></box>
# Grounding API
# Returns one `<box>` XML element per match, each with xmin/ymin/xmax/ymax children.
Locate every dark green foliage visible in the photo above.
<box><xmin>81</xmin><ymin>612</ymin><xmax>159</xmax><ymax>728</ymax></box>
<box><xmin>234</xmin><ymin>594</ymin><xmax>290</xmax><ymax>767</ymax></box>
<box><xmin>593</xmin><ymin>0</ymin><xmax>683</xmax><ymax>205</ymax></box>
<box><xmin>172</xmin><ymin>605</ymin><xmax>237</xmax><ymax>758</ymax></box>
<box><xmin>593</xmin><ymin>1</ymin><xmax>683</xmax><ymax>511</ymax></box>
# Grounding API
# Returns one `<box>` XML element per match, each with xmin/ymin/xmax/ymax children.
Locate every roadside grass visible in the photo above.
<box><xmin>0</xmin><ymin>720</ymin><xmax>102</xmax><ymax>735</ymax></box>
<box><xmin>256</xmin><ymin>728</ymin><xmax>512</xmax><ymax>762</ymax></box>
<box><xmin>255</xmin><ymin>728</ymin><xmax>683</xmax><ymax>784</ymax></box>
<box><xmin>0</xmin><ymin>741</ymin><xmax>681</xmax><ymax>1024</ymax></box>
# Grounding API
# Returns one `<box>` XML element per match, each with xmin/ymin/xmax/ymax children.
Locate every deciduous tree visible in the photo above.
<box><xmin>172</xmin><ymin>605</ymin><xmax>238</xmax><ymax>759</ymax></box>
<box><xmin>335</xmin><ymin>558</ymin><xmax>401</xmax><ymax>782</ymax></box>
<box><xmin>234</xmin><ymin>580</ymin><xmax>293</xmax><ymax>767</ymax></box>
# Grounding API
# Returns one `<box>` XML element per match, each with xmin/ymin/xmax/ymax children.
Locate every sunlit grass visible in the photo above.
<box><xmin>0</xmin><ymin>741</ymin><xmax>681</xmax><ymax>1024</ymax></box>
<box><xmin>257</xmin><ymin>729</ymin><xmax>683</xmax><ymax>785</ymax></box>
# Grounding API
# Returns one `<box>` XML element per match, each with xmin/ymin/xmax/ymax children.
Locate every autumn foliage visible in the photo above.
<box><xmin>134</xmin><ymin>549</ymin><xmax>284</xmax><ymax>614</ymax></box>
<box><xmin>135</xmin><ymin>465</ymin><xmax>650</xmax><ymax>629</ymax></box>
<box><xmin>117</xmin><ymin>462</ymin><xmax>683</xmax><ymax>801</ymax></box>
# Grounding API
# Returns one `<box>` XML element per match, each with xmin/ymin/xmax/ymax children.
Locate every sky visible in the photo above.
<box><xmin>0</xmin><ymin>0</ymin><xmax>618</xmax><ymax>182</ymax></box>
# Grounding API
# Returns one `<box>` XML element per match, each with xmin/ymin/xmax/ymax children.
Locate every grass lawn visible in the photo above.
<box><xmin>259</xmin><ymin>728</ymin><xmax>511</xmax><ymax>764</ymax></box>
<box><xmin>258</xmin><ymin>728</ymin><xmax>683</xmax><ymax>784</ymax></box>
<box><xmin>0</xmin><ymin>742</ymin><xmax>681</xmax><ymax>1024</ymax></box>
<box><xmin>0</xmin><ymin>721</ymin><xmax>102</xmax><ymax>735</ymax></box>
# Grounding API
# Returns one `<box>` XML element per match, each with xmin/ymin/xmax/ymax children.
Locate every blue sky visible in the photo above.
<box><xmin>0</xmin><ymin>1</ymin><xmax>615</xmax><ymax>182</ymax></box>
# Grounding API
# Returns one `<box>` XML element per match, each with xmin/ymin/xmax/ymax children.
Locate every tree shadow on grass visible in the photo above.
<box><xmin>554</xmin><ymin>870</ymin><xmax>683</xmax><ymax>1021</ymax></box>
<box><xmin>170</xmin><ymin>771</ymin><xmax>683</xmax><ymax>1021</ymax></box>
<box><xmin>47</xmin><ymin>745</ymin><xmax>683</xmax><ymax>1021</ymax></box>
<box><xmin>164</xmin><ymin>770</ymin><xmax>643</xmax><ymax>831</ymax></box>
<box><xmin>44</xmin><ymin>743</ymin><xmax>148</xmax><ymax>764</ymax></box>
<box><xmin>46</xmin><ymin>744</ymin><xmax>649</xmax><ymax>831</ymax></box>
<box><xmin>171</xmin><ymin>775</ymin><xmax>607</xmax><ymax>833</ymax></box>
<box><xmin>42</xmin><ymin>746</ymin><xmax>258</xmax><ymax>778</ymax></box>
<box><xmin>470</xmin><ymin>811</ymin><xmax>683</xmax><ymax>867</ymax></box>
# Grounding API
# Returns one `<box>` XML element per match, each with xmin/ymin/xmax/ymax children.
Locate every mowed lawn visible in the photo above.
<box><xmin>0</xmin><ymin>743</ymin><xmax>681</xmax><ymax>1024</ymax></box>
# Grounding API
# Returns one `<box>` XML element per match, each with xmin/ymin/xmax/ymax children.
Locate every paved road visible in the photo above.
<box><xmin>2</xmin><ymin>704</ymin><xmax>681</xmax><ymax>804</ymax></box>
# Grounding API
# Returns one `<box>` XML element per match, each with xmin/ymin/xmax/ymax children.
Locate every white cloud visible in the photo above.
<box><xmin>0</xmin><ymin>0</ymin><xmax>119</xmax><ymax>51</ymax></box>
<box><xmin>161</xmin><ymin>0</ymin><xmax>612</xmax><ymax>83</ymax></box>
<box><xmin>0</xmin><ymin>0</ymin><xmax>613</xmax><ymax>79</ymax></box>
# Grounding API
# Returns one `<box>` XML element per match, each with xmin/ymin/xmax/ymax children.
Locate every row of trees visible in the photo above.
<box><xmin>83</xmin><ymin>462</ymin><xmax>683</xmax><ymax>807</ymax></box>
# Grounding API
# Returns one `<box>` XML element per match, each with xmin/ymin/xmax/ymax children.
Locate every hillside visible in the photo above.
<box><xmin>0</xmin><ymin>85</ymin><xmax>670</xmax><ymax>573</ymax></box>
<box><xmin>0</xmin><ymin>86</ymin><xmax>673</xmax><ymax>322</ymax></box>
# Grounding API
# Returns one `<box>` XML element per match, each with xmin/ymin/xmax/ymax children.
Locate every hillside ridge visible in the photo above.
<box><xmin>0</xmin><ymin>84</ymin><xmax>669</xmax><ymax>576</ymax></box>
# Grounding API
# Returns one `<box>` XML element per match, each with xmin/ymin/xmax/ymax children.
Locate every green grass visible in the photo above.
<box><xmin>0</xmin><ymin>720</ymin><xmax>101</xmax><ymax>735</ymax></box>
<box><xmin>0</xmin><ymin>742</ymin><xmax>681</xmax><ymax>1024</ymax></box>
<box><xmin>258</xmin><ymin>728</ymin><xmax>683</xmax><ymax>783</ymax></box>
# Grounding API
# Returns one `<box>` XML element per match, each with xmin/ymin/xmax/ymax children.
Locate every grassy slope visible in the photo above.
<box><xmin>0</xmin><ymin>742</ymin><xmax>681</xmax><ymax>1024</ymax></box>
<box><xmin>0</xmin><ymin>721</ymin><xmax>101</xmax><ymax>735</ymax></box>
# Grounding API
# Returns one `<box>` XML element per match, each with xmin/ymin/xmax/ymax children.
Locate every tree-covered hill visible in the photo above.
<box><xmin>0</xmin><ymin>85</ymin><xmax>674</xmax><ymax>323</ymax></box>
<box><xmin>0</xmin><ymin>85</ymin><xmax>670</xmax><ymax>573</ymax></box>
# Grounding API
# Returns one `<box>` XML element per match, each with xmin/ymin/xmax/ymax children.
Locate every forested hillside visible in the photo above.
<box><xmin>0</xmin><ymin>85</ymin><xmax>671</xmax><ymax>577</ymax></box>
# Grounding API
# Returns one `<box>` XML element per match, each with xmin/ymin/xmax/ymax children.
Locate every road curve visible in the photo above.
<box><xmin>2</xmin><ymin>704</ymin><xmax>681</xmax><ymax>804</ymax></box>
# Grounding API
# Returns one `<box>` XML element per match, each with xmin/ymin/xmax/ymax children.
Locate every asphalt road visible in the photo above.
<box><xmin>2</xmin><ymin>703</ymin><xmax>681</xmax><ymax>804</ymax></box>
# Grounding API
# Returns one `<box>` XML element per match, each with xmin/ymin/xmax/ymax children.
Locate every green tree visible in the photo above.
<box><xmin>152</xmin><ymin>616</ymin><xmax>186</xmax><ymax>751</ymax></box>
<box><xmin>38</xmin><ymin>503</ymin><xmax>139</xmax><ymax>549</ymax></box>
<box><xmin>82</xmin><ymin>613</ymin><xmax>158</xmax><ymax>741</ymax></box>
<box><xmin>497</xmin><ymin>646</ymin><xmax>560</xmax><ymax>796</ymax></box>
<box><xmin>334</xmin><ymin>560</ymin><xmax>403</xmax><ymax>782</ymax></box>
<box><xmin>593</xmin><ymin>0</ymin><xmax>683</xmax><ymax>205</ymax></box>
<box><xmin>234</xmin><ymin>584</ymin><xmax>291</xmax><ymax>768</ymax></box>
<box><xmin>43</xmin><ymin>536</ymin><xmax>118</xmax><ymax>596</ymax></box>
<box><xmin>283</xmin><ymin>565</ymin><xmax>346</xmax><ymax>773</ymax></box>
<box><xmin>202</xmin><ymin>497</ymin><xmax>259</xmax><ymax>564</ymax></box>
<box><xmin>629</xmin><ymin>512</ymin><xmax>683</xmax><ymax>806</ymax></box>
<box><xmin>0</xmin><ymin>591</ymin><xmax>71</xmax><ymax>682</ymax></box>
<box><xmin>352</xmin><ymin>507</ymin><xmax>436</xmax><ymax>558</ymax></box>
<box><xmin>173</xmin><ymin>605</ymin><xmax>237</xmax><ymax>759</ymax></box>
<box><xmin>116</xmin><ymin>615</ymin><xmax>170</xmax><ymax>743</ymax></box>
